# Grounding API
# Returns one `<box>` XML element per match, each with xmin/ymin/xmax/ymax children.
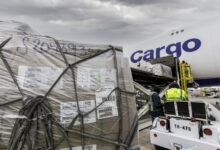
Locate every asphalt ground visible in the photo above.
<box><xmin>139</xmin><ymin>127</ymin><xmax>155</xmax><ymax>150</ymax></box>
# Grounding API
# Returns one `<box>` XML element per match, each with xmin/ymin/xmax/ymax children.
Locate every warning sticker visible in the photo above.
<box><xmin>60</xmin><ymin>100</ymin><xmax>96</xmax><ymax>126</ymax></box>
<box><xmin>77</xmin><ymin>67</ymin><xmax>116</xmax><ymax>90</ymax></box>
<box><xmin>61</xmin><ymin>144</ymin><xmax>97</xmax><ymax>150</ymax></box>
<box><xmin>96</xmin><ymin>88</ymin><xmax>118</xmax><ymax>119</ymax></box>
<box><xmin>18</xmin><ymin>66</ymin><xmax>63</xmax><ymax>89</ymax></box>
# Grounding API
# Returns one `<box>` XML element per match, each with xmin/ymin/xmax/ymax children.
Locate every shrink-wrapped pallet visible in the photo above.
<box><xmin>0</xmin><ymin>21</ymin><xmax>138</xmax><ymax>150</ymax></box>
<box><xmin>152</xmin><ymin>63</ymin><xmax>173</xmax><ymax>77</ymax></box>
<box><xmin>140</xmin><ymin>61</ymin><xmax>173</xmax><ymax>77</ymax></box>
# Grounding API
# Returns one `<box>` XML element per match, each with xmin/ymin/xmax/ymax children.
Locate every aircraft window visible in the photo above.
<box><xmin>176</xmin><ymin>31</ymin><xmax>179</xmax><ymax>34</ymax></box>
<box><xmin>181</xmin><ymin>29</ymin><xmax>184</xmax><ymax>32</ymax></box>
<box><xmin>171</xmin><ymin>33</ymin><xmax>174</xmax><ymax>36</ymax></box>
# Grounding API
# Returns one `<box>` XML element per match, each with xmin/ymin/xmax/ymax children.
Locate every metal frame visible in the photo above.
<box><xmin>164</xmin><ymin>101</ymin><xmax>208</xmax><ymax>122</ymax></box>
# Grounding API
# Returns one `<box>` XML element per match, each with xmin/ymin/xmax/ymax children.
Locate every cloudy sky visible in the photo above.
<box><xmin>0</xmin><ymin>0</ymin><xmax>220</xmax><ymax>49</ymax></box>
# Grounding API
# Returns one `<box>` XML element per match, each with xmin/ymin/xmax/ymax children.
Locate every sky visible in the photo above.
<box><xmin>0</xmin><ymin>0</ymin><xmax>220</xmax><ymax>49</ymax></box>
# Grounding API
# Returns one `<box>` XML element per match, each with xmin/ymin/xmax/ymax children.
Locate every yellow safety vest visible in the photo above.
<box><xmin>165</xmin><ymin>88</ymin><xmax>188</xmax><ymax>101</ymax></box>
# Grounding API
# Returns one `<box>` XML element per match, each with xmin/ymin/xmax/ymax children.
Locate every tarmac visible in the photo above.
<box><xmin>138</xmin><ymin>96</ymin><xmax>220</xmax><ymax>150</ymax></box>
<box><xmin>139</xmin><ymin>127</ymin><xmax>154</xmax><ymax>150</ymax></box>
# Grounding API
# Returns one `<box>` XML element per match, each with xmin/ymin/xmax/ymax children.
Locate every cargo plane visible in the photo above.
<box><xmin>124</xmin><ymin>17</ymin><xmax>220</xmax><ymax>86</ymax></box>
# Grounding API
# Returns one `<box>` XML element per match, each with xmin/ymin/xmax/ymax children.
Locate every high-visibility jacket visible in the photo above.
<box><xmin>148</xmin><ymin>92</ymin><xmax>163</xmax><ymax>112</ymax></box>
<box><xmin>165</xmin><ymin>88</ymin><xmax>188</xmax><ymax>101</ymax></box>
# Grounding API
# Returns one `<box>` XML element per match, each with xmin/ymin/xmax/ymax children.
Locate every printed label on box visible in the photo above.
<box><xmin>77</xmin><ymin>67</ymin><xmax>116</xmax><ymax>90</ymax></box>
<box><xmin>96</xmin><ymin>88</ymin><xmax>118</xmax><ymax>119</ymax></box>
<box><xmin>18</xmin><ymin>66</ymin><xmax>63</xmax><ymax>89</ymax></box>
<box><xmin>60</xmin><ymin>100</ymin><xmax>96</xmax><ymax>126</ymax></box>
<box><xmin>61</xmin><ymin>144</ymin><xmax>96</xmax><ymax>150</ymax></box>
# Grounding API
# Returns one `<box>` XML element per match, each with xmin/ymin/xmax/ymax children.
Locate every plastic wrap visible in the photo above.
<box><xmin>0</xmin><ymin>21</ymin><xmax>138</xmax><ymax>150</ymax></box>
<box><xmin>152</xmin><ymin>63</ymin><xmax>173</xmax><ymax>77</ymax></box>
<box><xmin>140</xmin><ymin>62</ymin><xmax>153</xmax><ymax>73</ymax></box>
<box><xmin>140</xmin><ymin>62</ymin><xmax>172</xmax><ymax>77</ymax></box>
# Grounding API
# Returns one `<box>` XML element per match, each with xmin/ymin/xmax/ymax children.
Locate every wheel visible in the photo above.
<box><xmin>154</xmin><ymin>145</ymin><xmax>169</xmax><ymax>150</ymax></box>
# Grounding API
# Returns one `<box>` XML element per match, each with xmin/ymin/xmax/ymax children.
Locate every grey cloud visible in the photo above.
<box><xmin>0</xmin><ymin>0</ymin><xmax>219</xmax><ymax>48</ymax></box>
<box><xmin>102</xmin><ymin>0</ymin><xmax>177</xmax><ymax>6</ymax></box>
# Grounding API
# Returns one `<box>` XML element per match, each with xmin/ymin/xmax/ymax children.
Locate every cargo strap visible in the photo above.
<box><xmin>0</xmin><ymin>37</ymin><xmax>138</xmax><ymax>150</ymax></box>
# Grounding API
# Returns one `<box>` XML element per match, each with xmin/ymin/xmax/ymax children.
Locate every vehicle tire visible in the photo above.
<box><xmin>154</xmin><ymin>145</ymin><xmax>169</xmax><ymax>150</ymax></box>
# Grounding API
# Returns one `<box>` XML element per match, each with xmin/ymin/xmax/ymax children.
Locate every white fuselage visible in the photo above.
<box><xmin>124</xmin><ymin>18</ymin><xmax>220</xmax><ymax>85</ymax></box>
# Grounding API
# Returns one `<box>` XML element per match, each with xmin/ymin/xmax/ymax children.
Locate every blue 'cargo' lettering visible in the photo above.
<box><xmin>130</xmin><ymin>50</ymin><xmax>143</xmax><ymax>63</ymax></box>
<box><xmin>143</xmin><ymin>50</ymin><xmax>154</xmax><ymax>61</ymax></box>
<box><xmin>156</xmin><ymin>46</ymin><xmax>165</xmax><ymax>58</ymax></box>
<box><xmin>130</xmin><ymin>38</ymin><xmax>201</xmax><ymax>63</ymax></box>
<box><xmin>182</xmin><ymin>38</ymin><xmax>201</xmax><ymax>52</ymax></box>
<box><xmin>166</xmin><ymin>42</ymin><xmax>182</xmax><ymax>57</ymax></box>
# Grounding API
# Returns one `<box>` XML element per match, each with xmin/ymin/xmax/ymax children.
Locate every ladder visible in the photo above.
<box><xmin>179</xmin><ymin>62</ymin><xmax>194</xmax><ymax>94</ymax></box>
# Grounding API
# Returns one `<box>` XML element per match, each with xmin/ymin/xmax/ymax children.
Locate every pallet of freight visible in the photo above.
<box><xmin>0</xmin><ymin>21</ymin><xmax>139</xmax><ymax>150</ymax></box>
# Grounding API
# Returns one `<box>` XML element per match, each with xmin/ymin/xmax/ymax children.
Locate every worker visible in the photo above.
<box><xmin>182</xmin><ymin>60</ymin><xmax>190</xmax><ymax>78</ymax></box>
<box><xmin>182</xmin><ymin>60</ymin><xmax>188</xmax><ymax>65</ymax></box>
<box><xmin>165</xmin><ymin>82</ymin><xmax>188</xmax><ymax>101</ymax></box>
<box><xmin>148</xmin><ymin>88</ymin><xmax>164</xmax><ymax>122</ymax></box>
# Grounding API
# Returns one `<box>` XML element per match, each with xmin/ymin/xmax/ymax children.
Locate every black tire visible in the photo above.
<box><xmin>154</xmin><ymin>145</ymin><xmax>169</xmax><ymax>150</ymax></box>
